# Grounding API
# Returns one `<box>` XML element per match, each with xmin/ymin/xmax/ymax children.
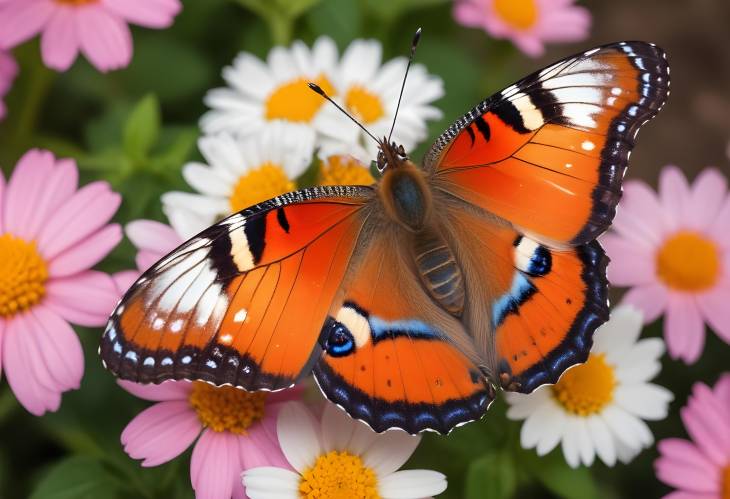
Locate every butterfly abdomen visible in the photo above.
<box><xmin>413</xmin><ymin>231</ymin><xmax>465</xmax><ymax>317</ymax></box>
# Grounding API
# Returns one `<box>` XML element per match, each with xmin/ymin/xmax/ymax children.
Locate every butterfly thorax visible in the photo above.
<box><xmin>378</xmin><ymin>142</ymin><xmax>432</xmax><ymax>232</ymax></box>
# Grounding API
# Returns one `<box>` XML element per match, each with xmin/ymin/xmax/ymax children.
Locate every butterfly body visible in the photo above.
<box><xmin>102</xmin><ymin>41</ymin><xmax>670</xmax><ymax>435</ymax></box>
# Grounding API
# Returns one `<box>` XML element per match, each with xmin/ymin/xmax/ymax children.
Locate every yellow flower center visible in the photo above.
<box><xmin>265</xmin><ymin>75</ymin><xmax>335</xmax><ymax>123</ymax></box>
<box><xmin>54</xmin><ymin>0</ymin><xmax>97</xmax><ymax>5</ymax></box>
<box><xmin>493</xmin><ymin>0</ymin><xmax>538</xmax><ymax>30</ymax></box>
<box><xmin>0</xmin><ymin>234</ymin><xmax>48</xmax><ymax>318</ymax></box>
<box><xmin>656</xmin><ymin>231</ymin><xmax>721</xmax><ymax>292</ymax></box>
<box><xmin>299</xmin><ymin>450</ymin><xmax>380</xmax><ymax>499</ymax></box>
<box><xmin>722</xmin><ymin>464</ymin><xmax>730</xmax><ymax>499</ymax></box>
<box><xmin>552</xmin><ymin>354</ymin><xmax>615</xmax><ymax>416</ymax></box>
<box><xmin>188</xmin><ymin>382</ymin><xmax>266</xmax><ymax>435</ymax></box>
<box><xmin>319</xmin><ymin>156</ymin><xmax>375</xmax><ymax>186</ymax></box>
<box><xmin>229</xmin><ymin>162</ymin><xmax>295</xmax><ymax>213</ymax></box>
<box><xmin>345</xmin><ymin>86</ymin><xmax>385</xmax><ymax>124</ymax></box>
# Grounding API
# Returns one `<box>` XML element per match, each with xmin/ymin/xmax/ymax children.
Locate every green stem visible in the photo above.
<box><xmin>13</xmin><ymin>62</ymin><xmax>55</xmax><ymax>142</ymax></box>
<box><xmin>267</xmin><ymin>13</ymin><xmax>293</xmax><ymax>45</ymax></box>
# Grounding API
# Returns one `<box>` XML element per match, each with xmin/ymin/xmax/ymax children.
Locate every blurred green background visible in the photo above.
<box><xmin>0</xmin><ymin>0</ymin><xmax>727</xmax><ymax>497</ymax></box>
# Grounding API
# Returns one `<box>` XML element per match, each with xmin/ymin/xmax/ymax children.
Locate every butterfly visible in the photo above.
<box><xmin>101</xmin><ymin>41</ymin><xmax>669</xmax><ymax>435</ymax></box>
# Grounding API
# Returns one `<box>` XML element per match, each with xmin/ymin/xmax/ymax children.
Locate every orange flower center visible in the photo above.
<box><xmin>656</xmin><ymin>231</ymin><xmax>721</xmax><ymax>292</ymax></box>
<box><xmin>345</xmin><ymin>85</ymin><xmax>385</xmax><ymax>124</ymax></box>
<box><xmin>319</xmin><ymin>156</ymin><xmax>375</xmax><ymax>186</ymax></box>
<box><xmin>493</xmin><ymin>0</ymin><xmax>538</xmax><ymax>30</ymax></box>
<box><xmin>552</xmin><ymin>353</ymin><xmax>615</xmax><ymax>416</ymax></box>
<box><xmin>722</xmin><ymin>464</ymin><xmax>730</xmax><ymax>499</ymax></box>
<box><xmin>0</xmin><ymin>234</ymin><xmax>48</xmax><ymax>318</ymax></box>
<box><xmin>188</xmin><ymin>381</ymin><xmax>266</xmax><ymax>435</ymax></box>
<box><xmin>229</xmin><ymin>162</ymin><xmax>295</xmax><ymax>213</ymax></box>
<box><xmin>299</xmin><ymin>450</ymin><xmax>380</xmax><ymax>499</ymax></box>
<box><xmin>265</xmin><ymin>75</ymin><xmax>335</xmax><ymax>123</ymax></box>
<box><xmin>54</xmin><ymin>0</ymin><xmax>98</xmax><ymax>5</ymax></box>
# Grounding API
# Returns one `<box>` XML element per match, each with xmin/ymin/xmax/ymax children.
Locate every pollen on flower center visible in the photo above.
<box><xmin>493</xmin><ymin>0</ymin><xmax>538</xmax><ymax>30</ymax></box>
<box><xmin>229</xmin><ymin>162</ymin><xmax>295</xmax><ymax>213</ymax></box>
<box><xmin>319</xmin><ymin>156</ymin><xmax>375</xmax><ymax>186</ymax></box>
<box><xmin>299</xmin><ymin>450</ymin><xmax>380</xmax><ymax>499</ymax></box>
<box><xmin>552</xmin><ymin>353</ymin><xmax>615</xmax><ymax>416</ymax></box>
<box><xmin>188</xmin><ymin>382</ymin><xmax>266</xmax><ymax>435</ymax></box>
<box><xmin>265</xmin><ymin>75</ymin><xmax>335</xmax><ymax>123</ymax></box>
<box><xmin>0</xmin><ymin>234</ymin><xmax>48</xmax><ymax>318</ymax></box>
<box><xmin>656</xmin><ymin>231</ymin><xmax>721</xmax><ymax>292</ymax></box>
<box><xmin>345</xmin><ymin>85</ymin><xmax>385</xmax><ymax>124</ymax></box>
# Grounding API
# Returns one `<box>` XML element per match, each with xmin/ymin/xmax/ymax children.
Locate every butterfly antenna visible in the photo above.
<box><xmin>307</xmin><ymin>82</ymin><xmax>379</xmax><ymax>144</ymax></box>
<box><xmin>388</xmin><ymin>27</ymin><xmax>422</xmax><ymax>143</ymax></box>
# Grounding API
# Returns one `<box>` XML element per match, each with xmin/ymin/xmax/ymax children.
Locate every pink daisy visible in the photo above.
<box><xmin>119</xmin><ymin>380</ymin><xmax>300</xmax><ymax>499</ymax></box>
<box><xmin>0</xmin><ymin>149</ymin><xmax>121</xmax><ymax>415</ymax></box>
<box><xmin>0</xmin><ymin>0</ymin><xmax>182</xmax><ymax>73</ymax></box>
<box><xmin>0</xmin><ymin>50</ymin><xmax>17</xmax><ymax>121</ymax></box>
<box><xmin>601</xmin><ymin>166</ymin><xmax>730</xmax><ymax>364</ymax></box>
<box><xmin>654</xmin><ymin>374</ymin><xmax>730</xmax><ymax>498</ymax></box>
<box><xmin>453</xmin><ymin>0</ymin><xmax>591</xmax><ymax>58</ymax></box>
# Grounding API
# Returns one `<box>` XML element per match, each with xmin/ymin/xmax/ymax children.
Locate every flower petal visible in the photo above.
<box><xmin>76</xmin><ymin>6</ymin><xmax>133</xmax><ymax>72</ymax></box>
<box><xmin>101</xmin><ymin>0</ymin><xmax>180</xmax><ymax>28</ymax></box>
<box><xmin>697</xmin><ymin>281</ymin><xmax>730</xmax><ymax>344</ymax></box>
<box><xmin>242</xmin><ymin>467</ymin><xmax>300</xmax><ymax>499</ymax></box>
<box><xmin>362</xmin><ymin>429</ymin><xmax>420</xmax><ymax>477</ymax></box>
<box><xmin>190</xmin><ymin>429</ymin><xmax>243</xmax><ymax>499</ymax></box>
<box><xmin>586</xmin><ymin>416</ymin><xmax>616</xmax><ymax>466</ymax></box>
<box><xmin>664</xmin><ymin>295</ymin><xmax>705</xmax><ymax>364</ymax></box>
<box><xmin>44</xmin><ymin>270</ymin><xmax>118</xmax><ymax>326</ymax></box>
<box><xmin>600</xmin><ymin>233</ymin><xmax>655</xmax><ymax>286</ymax></box>
<box><xmin>0</xmin><ymin>0</ymin><xmax>55</xmax><ymax>49</ymax></box>
<box><xmin>321</xmin><ymin>402</ymin><xmax>358</xmax><ymax>453</ymax></box>
<box><xmin>658</xmin><ymin>165</ymin><xmax>690</xmax><ymax>232</ymax></box>
<box><xmin>378</xmin><ymin>469</ymin><xmax>447</xmax><ymax>499</ymax></box>
<box><xmin>240</xmin><ymin>420</ymin><xmax>289</xmax><ymax>469</ymax></box>
<box><xmin>4</xmin><ymin>149</ymin><xmax>55</xmax><ymax>239</ymax></box>
<box><xmin>611</xmin><ymin>180</ymin><xmax>667</xmax><ymax>247</ymax></box>
<box><xmin>121</xmin><ymin>400</ymin><xmax>201</xmax><ymax>467</ymax></box>
<box><xmin>620</xmin><ymin>284</ymin><xmax>668</xmax><ymax>324</ymax></box>
<box><xmin>276</xmin><ymin>401</ymin><xmax>321</xmax><ymax>473</ymax></box>
<box><xmin>48</xmin><ymin>224</ymin><xmax>122</xmax><ymax>277</ymax></box>
<box><xmin>27</xmin><ymin>306</ymin><xmax>84</xmax><ymax>391</ymax></box>
<box><xmin>614</xmin><ymin>383</ymin><xmax>673</xmax><ymax>420</ymax></box>
<box><xmin>40</xmin><ymin>7</ymin><xmax>80</xmax><ymax>71</ymax></box>
<box><xmin>687</xmin><ymin>168</ymin><xmax>727</xmax><ymax>230</ymax></box>
<box><xmin>118</xmin><ymin>379</ymin><xmax>191</xmax><ymax>401</ymax></box>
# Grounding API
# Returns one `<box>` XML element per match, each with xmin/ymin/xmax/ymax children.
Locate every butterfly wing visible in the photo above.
<box><xmin>101</xmin><ymin>185</ymin><xmax>373</xmax><ymax>391</ymax></box>
<box><xmin>313</xmin><ymin>221</ymin><xmax>493</xmax><ymax>434</ymax></box>
<box><xmin>426</xmin><ymin>41</ymin><xmax>669</xmax><ymax>245</ymax></box>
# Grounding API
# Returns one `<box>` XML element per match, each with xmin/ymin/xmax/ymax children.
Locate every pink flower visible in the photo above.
<box><xmin>0</xmin><ymin>50</ymin><xmax>17</xmax><ymax>120</ymax></box>
<box><xmin>119</xmin><ymin>380</ymin><xmax>299</xmax><ymax>499</ymax></box>
<box><xmin>654</xmin><ymin>374</ymin><xmax>730</xmax><ymax>498</ymax></box>
<box><xmin>0</xmin><ymin>149</ymin><xmax>121</xmax><ymax>415</ymax></box>
<box><xmin>453</xmin><ymin>0</ymin><xmax>591</xmax><ymax>57</ymax></box>
<box><xmin>0</xmin><ymin>0</ymin><xmax>182</xmax><ymax>73</ymax></box>
<box><xmin>601</xmin><ymin>166</ymin><xmax>730</xmax><ymax>364</ymax></box>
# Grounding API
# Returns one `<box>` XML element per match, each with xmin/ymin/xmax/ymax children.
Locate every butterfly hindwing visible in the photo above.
<box><xmin>427</xmin><ymin>41</ymin><xmax>669</xmax><ymax>245</ymax></box>
<box><xmin>101</xmin><ymin>185</ymin><xmax>373</xmax><ymax>391</ymax></box>
<box><xmin>313</xmin><ymin>225</ymin><xmax>493</xmax><ymax>434</ymax></box>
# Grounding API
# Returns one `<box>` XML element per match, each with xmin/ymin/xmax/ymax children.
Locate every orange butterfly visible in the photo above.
<box><xmin>101</xmin><ymin>40</ymin><xmax>669</xmax><ymax>434</ymax></box>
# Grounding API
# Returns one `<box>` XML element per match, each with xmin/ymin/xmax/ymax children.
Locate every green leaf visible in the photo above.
<box><xmin>29</xmin><ymin>456</ymin><xmax>121</xmax><ymax>499</ymax></box>
<box><xmin>523</xmin><ymin>449</ymin><xmax>600</xmax><ymax>499</ymax></box>
<box><xmin>363</xmin><ymin>0</ymin><xmax>448</xmax><ymax>23</ymax></box>
<box><xmin>123</xmin><ymin>95</ymin><xmax>161</xmax><ymax>161</ymax></box>
<box><xmin>465</xmin><ymin>451</ymin><xmax>517</xmax><ymax>499</ymax></box>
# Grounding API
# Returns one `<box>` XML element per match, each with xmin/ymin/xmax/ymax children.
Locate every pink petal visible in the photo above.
<box><xmin>190</xmin><ymin>429</ymin><xmax>242</xmax><ymax>499</ymax></box>
<box><xmin>511</xmin><ymin>34</ymin><xmax>545</xmax><ymax>58</ymax></box>
<box><xmin>38</xmin><ymin>181</ymin><xmax>119</xmax><ymax>258</ymax></box>
<box><xmin>659</xmin><ymin>165</ymin><xmax>690</xmax><ymax>232</ymax></box>
<box><xmin>0</xmin><ymin>170</ymin><xmax>5</xmax><ymax>233</ymax></box>
<box><xmin>24</xmin><ymin>158</ymin><xmax>79</xmax><ymax>241</ymax></box>
<box><xmin>601</xmin><ymin>233</ymin><xmax>655</xmax><ymax>286</ymax></box>
<box><xmin>118</xmin><ymin>379</ymin><xmax>192</xmax><ymax>402</ymax></box>
<box><xmin>612</xmin><ymin>180</ymin><xmax>667</xmax><ymax>248</ymax></box>
<box><xmin>240</xmin><ymin>418</ymin><xmax>289</xmax><ymax>469</ymax></box>
<box><xmin>4</xmin><ymin>149</ymin><xmax>55</xmax><ymax>240</ymax></box>
<box><xmin>101</xmin><ymin>0</ymin><xmax>181</xmax><ymax>28</ymax></box>
<box><xmin>126</xmin><ymin>219</ymin><xmax>182</xmax><ymax>253</ymax></box>
<box><xmin>28</xmin><ymin>306</ymin><xmax>84</xmax><ymax>392</ymax></box>
<box><xmin>48</xmin><ymin>224</ymin><xmax>122</xmax><ymax>277</ymax></box>
<box><xmin>0</xmin><ymin>0</ymin><xmax>55</xmax><ymax>49</ymax></box>
<box><xmin>621</xmin><ymin>284</ymin><xmax>668</xmax><ymax>323</ymax></box>
<box><xmin>709</xmin><ymin>197</ymin><xmax>730</xmax><ymax>249</ymax></box>
<box><xmin>44</xmin><ymin>270</ymin><xmax>118</xmax><ymax>327</ymax></box>
<box><xmin>453</xmin><ymin>1</ymin><xmax>483</xmax><ymax>28</ymax></box>
<box><xmin>664</xmin><ymin>294</ymin><xmax>705</xmax><ymax>363</ymax></box>
<box><xmin>121</xmin><ymin>400</ymin><xmax>201</xmax><ymax>467</ymax></box>
<box><xmin>0</xmin><ymin>318</ymin><xmax>5</xmax><ymax>380</ymax></box>
<box><xmin>681</xmin><ymin>400</ymin><xmax>727</xmax><ymax>466</ymax></box>
<box><xmin>3</xmin><ymin>313</ymin><xmax>62</xmax><ymax>415</ymax></box>
<box><xmin>655</xmin><ymin>456</ymin><xmax>719</xmax><ymax>493</ymax></box>
<box><xmin>662</xmin><ymin>492</ymin><xmax>718</xmax><ymax>499</ymax></box>
<box><xmin>686</xmin><ymin>383</ymin><xmax>730</xmax><ymax>455</ymax></box>
<box><xmin>713</xmin><ymin>373</ymin><xmax>730</xmax><ymax>407</ymax></box>
<box><xmin>656</xmin><ymin>438</ymin><xmax>717</xmax><ymax>480</ymax></box>
<box><xmin>112</xmin><ymin>270</ymin><xmax>139</xmax><ymax>294</ymax></box>
<box><xmin>40</xmin><ymin>7</ymin><xmax>81</xmax><ymax>71</ymax></box>
<box><xmin>687</xmin><ymin>168</ymin><xmax>727</xmax><ymax>231</ymax></box>
<box><xmin>696</xmin><ymin>280</ymin><xmax>730</xmax><ymax>344</ymax></box>
<box><xmin>76</xmin><ymin>6</ymin><xmax>133</xmax><ymax>72</ymax></box>
<box><xmin>537</xmin><ymin>7</ymin><xmax>591</xmax><ymax>42</ymax></box>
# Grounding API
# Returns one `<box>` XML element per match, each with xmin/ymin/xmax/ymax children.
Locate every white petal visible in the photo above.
<box><xmin>560</xmin><ymin>420</ymin><xmax>581</xmax><ymax>468</ymax></box>
<box><xmin>592</xmin><ymin>305</ymin><xmax>643</xmax><ymax>356</ymax></box>
<box><xmin>378</xmin><ymin>470</ymin><xmax>447</xmax><ymax>499</ymax></box>
<box><xmin>614</xmin><ymin>438</ymin><xmax>641</xmax><ymax>464</ymax></box>
<box><xmin>182</xmin><ymin>162</ymin><xmax>232</xmax><ymax>197</ymax></box>
<box><xmin>505</xmin><ymin>388</ymin><xmax>550</xmax><ymax>420</ymax></box>
<box><xmin>535</xmin><ymin>403</ymin><xmax>567</xmax><ymax>456</ymax></box>
<box><xmin>520</xmin><ymin>399</ymin><xmax>556</xmax><ymax>449</ymax></box>
<box><xmin>585</xmin><ymin>416</ymin><xmax>617</xmax><ymax>466</ymax></box>
<box><xmin>198</xmin><ymin>133</ymin><xmax>248</xmax><ymax>176</ymax></box>
<box><xmin>613</xmin><ymin>338</ymin><xmax>665</xmax><ymax>383</ymax></box>
<box><xmin>362</xmin><ymin>429</ymin><xmax>420</xmax><ymax>477</ymax></box>
<box><xmin>276</xmin><ymin>402</ymin><xmax>322</xmax><ymax>473</ymax></box>
<box><xmin>242</xmin><ymin>467</ymin><xmax>300</xmax><ymax>499</ymax></box>
<box><xmin>575</xmin><ymin>418</ymin><xmax>595</xmax><ymax>467</ymax></box>
<box><xmin>601</xmin><ymin>405</ymin><xmax>653</xmax><ymax>449</ymax></box>
<box><xmin>347</xmin><ymin>420</ymin><xmax>379</xmax><ymax>456</ymax></box>
<box><xmin>321</xmin><ymin>402</ymin><xmax>358</xmax><ymax>453</ymax></box>
<box><xmin>613</xmin><ymin>383</ymin><xmax>673</xmax><ymax>420</ymax></box>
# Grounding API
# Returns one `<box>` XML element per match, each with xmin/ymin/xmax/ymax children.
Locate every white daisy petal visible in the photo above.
<box><xmin>586</xmin><ymin>416</ymin><xmax>617</xmax><ymax>466</ymax></box>
<box><xmin>505</xmin><ymin>387</ymin><xmax>550</xmax><ymax>420</ymax></box>
<box><xmin>602</xmin><ymin>405</ymin><xmax>653</xmax><ymax>449</ymax></box>
<box><xmin>592</xmin><ymin>305</ymin><xmax>643</xmax><ymax>355</ymax></box>
<box><xmin>520</xmin><ymin>398</ymin><xmax>556</xmax><ymax>449</ymax></box>
<box><xmin>614</xmin><ymin>383</ymin><xmax>673</xmax><ymax>420</ymax></box>
<box><xmin>242</xmin><ymin>467</ymin><xmax>300</xmax><ymax>499</ymax></box>
<box><xmin>535</xmin><ymin>402</ymin><xmax>567</xmax><ymax>456</ymax></box>
<box><xmin>378</xmin><ymin>470</ymin><xmax>447</xmax><ymax>499</ymax></box>
<box><xmin>346</xmin><ymin>419</ymin><xmax>380</xmax><ymax>456</ymax></box>
<box><xmin>575</xmin><ymin>418</ymin><xmax>595</xmax><ymax>467</ymax></box>
<box><xmin>321</xmin><ymin>402</ymin><xmax>358</xmax><ymax>453</ymax></box>
<box><xmin>362</xmin><ymin>429</ymin><xmax>420</xmax><ymax>477</ymax></box>
<box><xmin>560</xmin><ymin>419</ymin><xmax>581</xmax><ymax>468</ymax></box>
<box><xmin>276</xmin><ymin>402</ymin><xmax>322</xmax><ymax>473</ymax></box>
<box><xmin>182</xmin><ymin>163</ymin><xmax>232</xmax><ymax>197</ymax></box>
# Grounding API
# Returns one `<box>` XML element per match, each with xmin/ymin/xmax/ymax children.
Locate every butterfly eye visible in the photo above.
<box><xmin>325</xmin><ymin>321</ymin><xmax>355</xmax><ymax>357</ymax></box>
<box><xmin>376</xmin><ymin>150</ymin><xmax>388</xmax><ymax>173</ymax></box>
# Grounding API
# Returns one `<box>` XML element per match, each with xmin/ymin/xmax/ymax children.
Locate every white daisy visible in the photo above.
<box><xmin>200</xmin><ymin>36</ymin><xmax>339</xmax><ymax>143</ymax></box>
<box><xmin>242</xmin><ymin>401</ymin><xmax>447</xmax><ymax>499</ymax></box>
<box><xmin>505</xmin><ymin>305</ymin><xmax>673</xmax><ymax>468</ymax></box>
<box><xmin>318</xmin><ymin>39</ymin><xmax>444</xmax><ymax>163</ymax></box>
<box><xmin>161</xmin><ymin>124</ymin><xmax>314</xmax><ymax>239</ymax></box>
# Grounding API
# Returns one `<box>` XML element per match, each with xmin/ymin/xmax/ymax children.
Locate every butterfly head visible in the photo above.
<box><xmin>376</xmin><ymin>139</ymin><xmax>408</xmax><ymax>173</ymax></box>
